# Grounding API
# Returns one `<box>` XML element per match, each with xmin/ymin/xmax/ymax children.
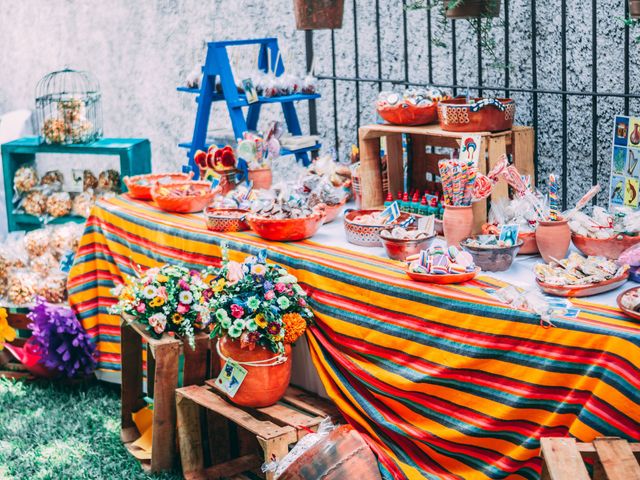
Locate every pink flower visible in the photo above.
<box><xmin>179</xmin><ymin>279</ymin><xmax>190</xmax><ymax>290</ymax></box>
<box><xmin>177</xmin><ymin>303</ymin><xmax>190</xmax><ymax>314</ymax></box>
<box><xmin>298</xmin><ymin>297</ymin><xmax>307</xmax><ymax>307</ymax></box>
<box><xmin>264</xmin><ymin>290</ymin><xmax>275</xmax><ymax>300</ymax></box>
<box><xmin>230</xmin><ymin>304</ymin><xmax>244</xmax><ymax>319</ymax></box>
<box><xmin>156</xmin><ymin>286</ymin><xmax>168</xmax><ymax>300</ymax></box>
<box><xmin>136</xmin><ymin>302</ymin><xmax>146</xmax><ymax>313</ymax></box>
<box><xmin>226</xmin><ymin>261</ymin><xmax>245</xmax><ymax>286</ymax></box>
<box><xmin>154</xmin><ymin>323</ymin><xmax>165</xmax><ymax>334</ymax></box>
<box><xmin>274</xmin><ymin>283</ymin><xmax>286</xmax><ymax>293</ymax></box>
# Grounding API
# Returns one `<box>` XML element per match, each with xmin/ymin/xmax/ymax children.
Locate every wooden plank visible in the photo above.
<box><xmin>358</xmin><ymin>132</ymin><xmax>383</xmax><ymax>208</ymax></box>
<box><xmin>146</xmin><ymin>343</ymin><xmax>155</xmax><ymax>398</ymax></box>
<box><xmin>409</xmin><ymin>135</ymin><xmax>429</xmax><ymax>192</ymax></box>
<box><xmin>258</xmin><ymin>434</ymin><xmax>293</xmax><ymax>480</ymax></box>
<box><xmin>540</xmin><ymin>438</ymin><xmax>590</xmax><ymax>480</ymax></box>
<box><xmin>127</xmin><ymin>319</ymin><xmax>181</xmax><ymax>354</ymax></box>
<box><xmin>202</xmin><ymin>454</ymin><xmax>261</xmax><ymax>479</ymax></box>
<box><xmin>206</xmin><ymin>410</ymin><xmax>231</xmax><ymax>465</ymax></box>
<box><xmin>578</xmin><ymin>442</ymin><xmax>640</xmax><ymax>459</ymax></box>
<box><xmin>183</xmin><ymin>334</ymin><xmax>210</xmax><ymax>387</ymax></box>
<box><xmin>283</xmin><ymin>386</ymin><xmax>341</xmax><ymax>420</ymax></box>
<box><xmin>6</xmin><ymin>312</ymin><xmax>30</xmax><ymax>330</ymax></box>
<box><xmin>487</xmin><ymin>136</ymin><xmax>509</xmax><ymax>201</ymax></box>
<box><xmin>176</xmin><ymin>393</ymin><xmax>205</xmax><ymax>478</ymax></box>
<box><xmin>121</xmin><ymin>323</ymin><xmax>144</xmax><ymax>433</ymax></box>
<box><xmin>182</xmin><ymin>384</ymin><xmax>297</xmax><ymax>441</ymax></box>
<box><xmin>593</xmin><ymin>437</ymin><xmax>640</xmax><ymax>480</ymax></box>
<box><xmin>385</xmin><ymin>134</ymin><xmax>404</xmax><ymax>198</ymax></box>
<box><xmin>472</xmin><ymin>137</ymin><xmax>489</xmax><ymax>234</ymax></box>
<box><xmin>149</xmin><ymin>341</ymin><xmax>181</xmax><ymax>473</ymax></box>
<box><xmin>512</xmin><ymin>126</ymin><xmax>535</xmax><ymax>186</ymax></box>
<box><xmin>123</xmin><ymin>442</ymin><xmax>151</xmax><ymax>473</ymax></box>
<box><xmin>257</xmin><ymin>403</ymin><xmax>320</xmax><ymax>439</ymax></box>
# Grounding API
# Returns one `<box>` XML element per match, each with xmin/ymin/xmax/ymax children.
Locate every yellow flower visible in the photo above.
<box><xmin>172</xmin><ymin>313</ymin><xmax>183</xmax><ymax>324</ymax></box>
<box><xmin>149</xmin><ymin>296</ymin><xmax>165</xmax><ymax>307</ymax></box>
<box><xmin>282</xmin><ymin>312</ymin><xmax>307</xmax><ymax>344</ymax></box>
<box><xmin>254</xmin><ymin>314</ymin><xmax>267</xmax><ymax>328</ymax></box>
<box><xmin>272</xmin><ymin>335</ymin><xmax>283</xmax><ymax>342</ymax></box>
<box><xmin>156</xmin><ymin>274</ymin><xmax>169</xmax><ymax>283</ymax></box>
<box><xmin>0</xmin><ymin>308</ymin><xmax>16</xmax><ymax>350</ymax></box>
<box><xmin>251</xmin><ymin>264</ymin><xmax>266</xmax><ymax>276</ymax></box>
<box><xmin>212</xmin><ymin>278</ymin><xmax>226</xmax><ymax>293</ymax></box>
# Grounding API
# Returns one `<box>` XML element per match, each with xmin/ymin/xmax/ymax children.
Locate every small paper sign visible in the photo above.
<box><xmin>418</xmin><ymin>214</ymin><xmax>435</xmax><ymax>236</ymax></box>
<box><xmin>242</xmin><ymin>78</ymin><xmax>259</xmax><ymax>104</ymax></box>
<box><xmin>59</xmin><ymin>250</ymin><xmax>75</xmax><ymax>273</ymax></box>
<box><xmin>499</xmin><ymin>224</ymin><xmax>519</xmax><ymax>246</ymax></box>
<box><xmin>380</xmin><ymin>201</ymin><xmax>400</xmax><ymax>224</ymax></box>
<box><xmin>214</xmin><ymin>360</ymin><xmax>247</xmax><ymax>398</ymax></box>
<box><xmin>459</xmin><ymin>135</ymin><xmax>482</xmax><ymax>165</ymax></box>
<box><xmin>69</xmin><ymin>169</ymin><xmax>85</xmax><ymax>193</ymax></box>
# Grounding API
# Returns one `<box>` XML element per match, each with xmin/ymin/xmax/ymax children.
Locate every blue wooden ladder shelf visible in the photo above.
<box><xmin>178</xmin><ymin>38</ymin><xmax>321</xmax><ymax>175</ymax></box>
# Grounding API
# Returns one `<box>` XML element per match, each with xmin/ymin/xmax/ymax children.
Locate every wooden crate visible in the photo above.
<box><xmin>120</xmin><ymin>320</ymin><xmax>211</xmax><ymax>473</ymax></box>
<box><xmin>0</xmin><ymin>311</ymin><xmax>32</xmax><ymax>380</ymax></box>
<box><xmin>175</xmin><ymin>382</ymin><xmax>342</xmax><ymax>480</ymax></box>
<box><xmin>540</xmin><ymin>437</ymin><xmax>640</xmax><ymax>480</ymax></box>
<box><xmin>357</xmin><ymin>123</ymin><xmax>535</xmax><ymax>232</ymax></box>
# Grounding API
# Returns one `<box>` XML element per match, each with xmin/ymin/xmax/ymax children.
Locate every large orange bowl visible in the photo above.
<box><xmin>571</xmin><ymin>233</ymin><xmax>640</xmax><ymax>260</ymax></box>
<box><xmin>321</xmin><ymin>197</ymin><xmax>348</xmax><ymax>224</ymax></box>
<box><xmin>406</xmin><ymin>266</ymin><xmax>480</xmax><ymax>284</ymax></box>
<box><xmin>536</xmin><ymin>271</ymin><xmax>629</xmax><ymax>298</ymax></box>
<box><xmin>438</xmin><ymin>97</ymin><xmax>515</xmax><ymax>132</ymax></box>
<box><xmin>150</xmin><ymin>180</ymin><xmax>216</xmax><ymax>213</ymax></box>
<box><xmin>124</xmin><ymin>172</ymin><xmax>193</xmax><ymax>200</ymax></box>
<box><xmin>377</xmin><ymin>102</ymin><xmax>439</xmax><ymax>126</ymax></box>
<box><xmin>246</xmin><ymin>211</ymin><xmax>325</xmax><ymax>241</ymax></box>
<box><xmin>617</xmin><ymin>286</ymin><xmax>640</xmax><ymax>321</ymax></box>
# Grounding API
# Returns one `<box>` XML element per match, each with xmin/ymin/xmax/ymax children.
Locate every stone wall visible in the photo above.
<box><xmin>0</xmin><ymin>0</ymin><xmax>638</xmax><ymax>205</ymax></box>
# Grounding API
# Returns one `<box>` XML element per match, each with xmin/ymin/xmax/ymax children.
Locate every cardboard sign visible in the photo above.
<box><xmin>610</xmin><ymin>115</ymin><xmax>640</xmax><ymax>210</ymax></box>
<box><xmin>214</xmin><ymin>359</ymin><xmax>247</xmax><ymax>398</ymax></box>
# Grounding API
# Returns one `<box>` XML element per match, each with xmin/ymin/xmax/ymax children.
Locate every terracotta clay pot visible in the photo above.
<box><xmin>518</xmin><ymin>231</ymin><xmax>539</xmax><ymax>255</ymax></box>
<box><xmin>293</xmin><ymin>0</ymin><xmax>345</xmax><ymax>30</ymax></box>
<box><xmin>443</xmin><ymin>205</ymin><xmax>474</xmax><ymax>247</ymax></box>
<box><xmin>247</xmin><ymin>211</ymin><xmax>325</xmax><ymax>241</ymax></box>
<box><xmin>571</xmin><ymin>233</ymin><xmax>640</xmax><ymax>260</ymax></box>
<box><xmin>630</xmin><ymin>0</ymin><xmax>640</xmax><ymax>18</ymax></box>
<box><xmin>536</xmin><ymin>219</ymin><xmax>571</xmax><ymax>263</ymax></box>
<box><xmin>248</xmin><ymin>168</ymin><xmax>272</xmax><ymax>190</ymax></box>
<box><xmin>438</xmin><ymin>97</ymin><xmax>515</xmax><ymax>132</ymax></box>
<box><xmin>445</xmin><ymin>0</ymin><xmax>500</xmax><ymax>18</ymax></box>
<box><xmin>218</xmin><ymin>337</ymin><xmax>292</xmax><ymax>407</ymax></box>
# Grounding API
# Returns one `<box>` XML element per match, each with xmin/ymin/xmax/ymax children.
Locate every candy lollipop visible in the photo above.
<box><xmin>548</xmin><ymin>174</ymin><xmax>560</xmax><ymax>221</ymax></box>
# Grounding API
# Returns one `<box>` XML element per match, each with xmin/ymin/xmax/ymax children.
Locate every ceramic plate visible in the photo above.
<box><xmin>406</xmin><ymin>267</ymin><xmax>480</xmax><ymax>284</ymax></box>
<box><xmin>616</xmin><ymin>286</ymin><xmax>640</xmax><ymax>321</ymax></box>
<box><xmin>536</xmin><ymin>273</ymin><xmax>628</xmax><ymax>298</ymax></box>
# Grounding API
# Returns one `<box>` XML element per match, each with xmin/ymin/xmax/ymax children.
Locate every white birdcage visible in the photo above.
<box><xmin>35</xmin><ymin>68</ymin><xmax>103</xmax><ymax>145</ymax></box>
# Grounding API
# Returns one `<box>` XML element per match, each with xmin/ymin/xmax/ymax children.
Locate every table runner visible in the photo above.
<box><xmin>68</xmin><ymin>196</ymin><xmax>640</xmax><ymax>479</ymax></box>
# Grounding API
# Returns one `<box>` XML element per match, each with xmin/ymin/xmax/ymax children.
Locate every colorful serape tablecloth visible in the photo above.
<box><xmin>68</xmin><ymin>196</ymin><xmax>640</xmax><ymax>480</ymax></box>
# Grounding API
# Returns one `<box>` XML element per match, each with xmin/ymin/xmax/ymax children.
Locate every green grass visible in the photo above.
<box><xmin>0</xmin><ymin>377</ymin><xmax>183</xmax><ymax>480</ymax></box>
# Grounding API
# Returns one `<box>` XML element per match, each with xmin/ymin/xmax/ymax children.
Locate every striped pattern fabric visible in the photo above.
<box><xmin>68</xmin><ymin>196</ymin><xmax>640</xmax><ymax>479</ymax></box>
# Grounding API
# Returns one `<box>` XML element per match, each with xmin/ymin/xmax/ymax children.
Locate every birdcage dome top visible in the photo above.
<box><xmin>35</xmin><ymin>68</ymin><xmax>101</xmax><ymax>102</ymax></box>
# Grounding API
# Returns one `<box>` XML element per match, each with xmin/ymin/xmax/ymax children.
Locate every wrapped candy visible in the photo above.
<box><xmin>46</xmin><ymin>192</ymin><xmax>72</xmax><ymax>217</ymax></box>
<box><xmin>83</xmin><ymin>170</ymin><xmax>98</xmax><ymax>191</ymax></box>
<box><xmin>22</xmin><ymin>191</ymin><xmax>48</xmax><ymax>216</ymax></box>
<box><xmin>40</xmin><ymin>170</ymin><xmax>64</xmax><ymax>187</ymax></box>
<box><xmin>7</xmin><ymin>269</ymin><xmax>38</xmax><ymax>305</ymax></box>
<box><xmin>72</xmin><ymin>190</ymin><xmax>95</xmax><ymax>218</ymax></box>
<box><xmin>24</xmin><ymin>229</ymin><xmax>51</xmax><ymax>258</ymax></box>
<box><xmin>534</xmin><ymin>253</ymin><xmax>627</xmax><ymax>286</ymax></box>
<box><xmin>14</xmin><ymin>166</ymin><xmax>39</xmax><ymax>193</ymax></box>
<box><xmin>97</xmin><ymin>169</ymin><xmax>120</xmax><ymax>192</ymax></box>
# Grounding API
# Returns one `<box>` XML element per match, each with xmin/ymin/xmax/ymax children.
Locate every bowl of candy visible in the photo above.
<box><xmin>617</xmin><ymin>286</ymin><xmax>640</xmax><ymax>321</ymax></box>
<box><xmin>246</xmin><ymin>199</ymin><xmax>325</xmax><ymax>242</ymax></box>
<box><xmin>344</xmin><ymin>209</ymin><xmax>414</xmax><ymax>247</ymax></box>
<box><xmin>150</xmin><ymin>180</ymin><xmax>216</xmax><ymax>213</ymax></box>
<box><xmin>204</xmin><ymin>207</ymin><xmax>250</xmax><ymax>233</ymax></box>
<box><xmin>319</xmin><ymin>196</ymin><xmax>348</xmax><ymax>224</ymax></box>
<box><xmin>460</xmin><ymin>235</ymin><xmax>523</xmax><ymax>272</ymax></box>
<box><xmin>571</xmin><ymin>233</ymin><xmax>640</xmax><ymax>260</ymax></box>
<box><xmin>534</xmin><ymin>253</ymin><xmax>629</xmax><ymax>297</ymax></box>
<box><xmin>438</xmin><ymin>97</ymin><xmax>515</xmax><ymax>132</ymax></box>
<box><xmin>379</xmin><ymin>227</ymin><xmax>435</xmax><ymax>261</ymax></box>
<box><xmin>376</xmin><ymin>88</ymin><xmax>447</xmax><ymax>126</ymax></box>
<box><xmin>405</xmin><ymin>245</ymin><xmax>479</xmax><ymax>284</ymax></box>
<box><xmin>124</xmin><ymin>172</ymin><xmax>193</xmax><ymax>200</ymax></box>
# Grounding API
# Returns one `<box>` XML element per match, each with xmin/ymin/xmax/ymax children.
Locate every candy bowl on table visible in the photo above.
<box><xmin>343</xmin><ymin>209</ymin><xmax>414</xmax><ymax>247</ymax></box>
<box><xmin>438</xmin><ymin>97</ymin><xmax>516</xmax><ymax>132</ymax></box>
<box><xmin>571</xmin><ymin>233</ymin><xmax>640</xmax><ymax>260</ymax></box>
<box><xmin>617</xmin><ymin>286</ymin><xmax>640</xmax><ymax>321</ymax></box>
<box><xmin>319</xmin><ymin>196</ymin><xmax>348</xmax><ymax>224</ymax></box>
<box><xmin>150</xmin><ymin>180</ymin><xmax>216</xmax><ymax>213</ymax></box>
<box><xmin>379</xmin><ymin>228</ymin><xmax>435</xmax><ymax>261</ymax></box>
<box><xmin>404</xmin><ymin>245</ymin><xmax>479</xmax><ymax>284</ymax></box>
<box><xmin>124</xmin><ymin>172</ymin><xmax>193</xmax><ymax>200</ymax></box>
<box><xmin>460</xmin><ymin>236</ymin><xmax>523</xmax><ymax>272</ymax></box>
<box><xmin>246</xmin><ymin>210</ymin><xmax>325</xmax><ymax>241</ymax></box>
<box><xmin>534</xmin><ymin>253</ymin><xmax>630</xmax><ymax>297</ymax></box>
<box><xmin>204</xmin><ymin>207</ymin><xmax>249</xmax><ymax>232</ymax></box>
<box><xmin>376</xmin><ymin>88</ymin><xmax>447</xmax><ymax>126</ymax></box>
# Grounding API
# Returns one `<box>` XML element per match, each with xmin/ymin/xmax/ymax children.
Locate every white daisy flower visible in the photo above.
<box><xmin>143</xmin><ymin>285</ymin><xmax>158</xmax><ymax>299</ymax></box>
<box><xmin>179</xmin><ymin>291</ymin><xmax>193</xmax><ymax>305</ymax></box>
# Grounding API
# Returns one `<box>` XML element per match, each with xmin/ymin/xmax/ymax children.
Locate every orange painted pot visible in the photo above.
<box><xmin>123</xmin><ymin>172</ymin><xmax>193</xmax><ymax>200</ymax></box>
<box><xmin>377</xmin><ymin>102</ymin><xmax>439</xmax><ymax>126</ymax></box>
<box><xmin>536</xmin><ymin>219</ymin><xmax>571</xmax><ymax>263</ymax></box>
<box><xmin>218</xmin><ymin>337</ymin><xmax>291</xmax><ymax>407</ymax></box>
<box><xmin>571</xmin><ymin>233</ymin><xmax>640</xmax><ymax>260</ymax></box>
<box><xmin>248</xmin><ymin>168</ymin><xmax>272</xmax><ymax>190</ymax></box>
<box><xmin>518</xmin><ymin>231</ymin><xmax>539</xmax><ymax>255</ymax></box>
<box><xmin>247</xmin><ymin>211</ymin><xmax>325</xmax><ymax>241</ymax></box>
<box><xmin>150</xmin><ymin>180</ymin><xmax>217</xmax><ymax>213</ymax></box>
<box><xmin>321</xmin><ymin>197</ymin><xmax>348</xmax><ymax>224</ymax></box>
<box><xmin>438</xmin><ymin>97</ymin><xmax>515</xmax><ymax>132</ymax></box>
<box><xmin>443</xmin><ymin>205</ymin><xmax>474</xmax><ymax>247</ymax></box>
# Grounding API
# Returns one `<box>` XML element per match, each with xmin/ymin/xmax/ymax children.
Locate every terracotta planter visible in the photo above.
<box><xmin>438</xmin><ymin>97</ymin><xmax>515</xmax><ymax>132</ymax></box>
<box><xmin>631</xmin><ymin>0</ymin><xmax>640</xmax><ymax>18</ymax></box>
<box><xmin>445</xmin><ymin>0</ymin><xmax>501</xmax><ymax>18</ymax></box>
<box><xmin>293</xmin><ymin>0</ymin><xmax>345</xmax><ymax>30</ymax></box>
<box><xmin>248</xmin><ymin>168</ymin><xmax>272</xmax><ymax>190</ymax></box>
<box><xmin>518</xmin><ymin>231</ymin><xmax>539</xmax><ymax>255</ymax></box>
<box><xmin>443</xmin><ymin>205</ymin><xmax>474</xmax><ymax>247</ymax></box>
<box><xmin>218</xmin><ymin>337</ymin><xmax>292</xmax><ymax>407</ymax></box>
<box><xmin>571</xmin><ymin>233</ymin><xmax>640</xmax><ymax>260</ymax></box>
<box><xmin>536</xmin><ymin>219</ymin><xmax>571</xmax><ymax>263</ymax></box>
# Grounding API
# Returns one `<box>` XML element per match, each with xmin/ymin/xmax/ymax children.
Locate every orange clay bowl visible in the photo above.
<box><xmin>405</xmin><ymin>266</ymin><xmax>480</xmax><ymax>284</ymax></box>
<box><xmin>204</xmin><ymin>207</ymin><xmax>250</xmax><ymax>232</ymax></box>
<box><xmin>150</xmin><ymin>180</ymin><xmax>216</xmax><ymax>213</ymax></box>
<box><xmin>377</xmin><ymin>102</ymin><xmax>439</xmax><ymax>126</ymax></box>
<box><xmin>438</xmin><ymin>97</ymin><xmax>515</xmax><ymax>132</ymax></box>
<box><xmin>344</xmin><ymin>209</ymin><xmax>414</xmax><ymax>247</ymax></box>
<box><xmin>617</xmin><ymin>286</ymin><xmax>640</xmax><ymax>321</ymax></box>
<box><xmin>246</xmin><ymin>211</ymin><xmax>325</xmax><ymax>242</ymax></box>
<box><xmin>571</xmin><ymin>233</ymin><xmax>640</xmax><ymax>260</ymax></box>
<box><xmin>518</xmin><ymin>231</ymin><xmax>539</xmax><ymax>255</ymax></box>
<box><xmin>321</xmin><ymin>197</ymin><xmax>348</xmax><ymax>224</ymax></box>
<box><xmin>124</xmin><ymin>172</ymin><xmax>193</xmax><ymax>200</ymax></box>
<box><xmin>536</xmin><ymin>271</ymin><xmax>629</xmax><ymax>298</ymax></box>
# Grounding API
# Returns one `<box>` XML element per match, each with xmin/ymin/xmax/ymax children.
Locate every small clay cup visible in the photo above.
<box><xmin>443</xmin><ymin>205</ymin><xmax>474</xmax><ymax>247</ymax></box>
<box><xmin>248</xmin><ymin>168</ymin><xmax>272</xmax><ymax>190</ymax></box>
<box><xmin>536</xmin><ymin>219</ymin><xmax>571</xmax><ymax>263</ymax></box>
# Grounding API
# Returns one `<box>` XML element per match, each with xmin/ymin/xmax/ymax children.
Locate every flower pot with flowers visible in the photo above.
<box><xmin>109</xmin><ymin>264</ymin><xmax>211</xmax><ymax>349</ymax></box>
<box><xmin>206</xmin><ymin>249</ymin><xmax>313</xmax><ymax>407</ymax></box>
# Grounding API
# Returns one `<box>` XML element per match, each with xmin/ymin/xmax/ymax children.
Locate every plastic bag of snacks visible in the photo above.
<box><xmin>7</xmin><ymin>268</ymin><xmax>39</xmax><ymax>305</ymax></box>
<box><xmin>24</xmin><ymin>228</ymin><xmax>52</xmax><ymax>259</ymax></box>
<box><xmin>72</xmin><ymin>190</ymin><xmax>96</xmax><ymax>217</ymax></box>
<box><xmin>34</xmin><ymin>270</ymin><xmax>67</xmax><ymax>303</ymax></box>
<box><xmin>13</xmin><ymin>165</ymin><xmax>39</xmax><ymax>195</ymax></box>
<box><xmin>50</xmin><ymin>223</ymin><xmax>84</xmax><ymax>257</ymax></box>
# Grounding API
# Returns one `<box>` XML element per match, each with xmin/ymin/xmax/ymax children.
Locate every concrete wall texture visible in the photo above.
<box><xmin>0</xmin><ymin>0</ymin><xmax>638</xmax><ymax>207</ymax></box>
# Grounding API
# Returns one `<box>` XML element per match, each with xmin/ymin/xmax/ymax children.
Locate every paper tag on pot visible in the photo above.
<box><xmin>214</xmin><ymin>360</ymin><xmax>248</xmax><ymax>398</ymax></box>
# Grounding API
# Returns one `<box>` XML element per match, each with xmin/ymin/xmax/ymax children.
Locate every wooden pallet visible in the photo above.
<box><xmin>120</xmin><ymin>319</ymin><xmax>211</xmax><ymax>473</ymax></box>
<box><xmin>0</xmin><ymin>312</ymin><xmax>32</xmax><ymax>379</ymax></box>
<box><xmin>176</xmin><ymin>382</ymin><xmax>341</xmax><ymax>480</ymax></box>
<box><xmin>357</xmin><ymin>123</ymin><xmax>535</xmax><ymax>232</ymax></box>
<box><xmin>540</xmin><ymin>437</ymin><xmax>640</xmax><ymax>480</ymax></box>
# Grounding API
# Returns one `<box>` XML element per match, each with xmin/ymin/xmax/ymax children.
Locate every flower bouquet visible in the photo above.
<box><xmin>205</xmin><ymin>249</ymin><xmax>313</xmax><ymax>407</ymax></box>
<box><xmin>109</xmin><ymin>264</ymin><xmax>210</xmax><ymax>348</ymax></box>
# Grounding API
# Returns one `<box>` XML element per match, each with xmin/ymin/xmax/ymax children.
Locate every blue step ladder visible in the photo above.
<box><xmin>178</xmin><ymin>38</ymin><xmax>321</xmax><ymax>176</ymax></box>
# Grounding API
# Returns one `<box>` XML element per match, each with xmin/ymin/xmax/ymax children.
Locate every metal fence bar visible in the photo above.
<box><xmin>591</xmin><ymin>0</ymin><xmax>598</xmax><ymax>204</ymax></box>
<box><xmin>561</xmin><ymin>0</ymin><xmax>568</xmax><ymax>209</ymax></box>
<box><xmin>531</xmin><ymin>0</ymin><xmax>539</xmax><ymax>185</ymax></box>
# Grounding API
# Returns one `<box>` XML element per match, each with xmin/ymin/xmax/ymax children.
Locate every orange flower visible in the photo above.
<box><xmin>282</xmin><ymin>313</ymin><xmax>307</xmax><ymax>344</ymax></box>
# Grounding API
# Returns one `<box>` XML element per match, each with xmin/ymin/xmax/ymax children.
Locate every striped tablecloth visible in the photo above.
<box><xmin>68</xmin><ymin>195</ymin><xmax>640</xmax><ymax>480</ymax></box>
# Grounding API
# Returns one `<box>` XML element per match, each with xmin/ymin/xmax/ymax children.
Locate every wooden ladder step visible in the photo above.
<box><xmin>593</xmin><ymin>437</ymin><xmax>640</xmax><ymax>480</ymax></box>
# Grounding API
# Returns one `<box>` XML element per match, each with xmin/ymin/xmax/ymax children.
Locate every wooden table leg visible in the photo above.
<box><xmin>258</xmin><ymin>433</ymin><xmax>296</xmax><ymax>480</ymax></box>
<box><xmin>176</xmin><ymin>393</ymin><xmax>205</xmax><ymax>479</ymax></box>
<box><xmin>358</xmin><ymin>129</ymin><xmax>383</xmax><ymax>208</ymax></box>
<box><xmin>183</xmin><ymin>335</ymin><xmax>209</xmax><ymax>387</ymax></box>
<box><xmin>121</xmin><ymin>323</ymin><xmax>143</xmax><ymax>441</ymax></box>
<box><xmin>386</xmin><ymin>134</ymin><xmax>404</xmax><ymax>197</ymax></box>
